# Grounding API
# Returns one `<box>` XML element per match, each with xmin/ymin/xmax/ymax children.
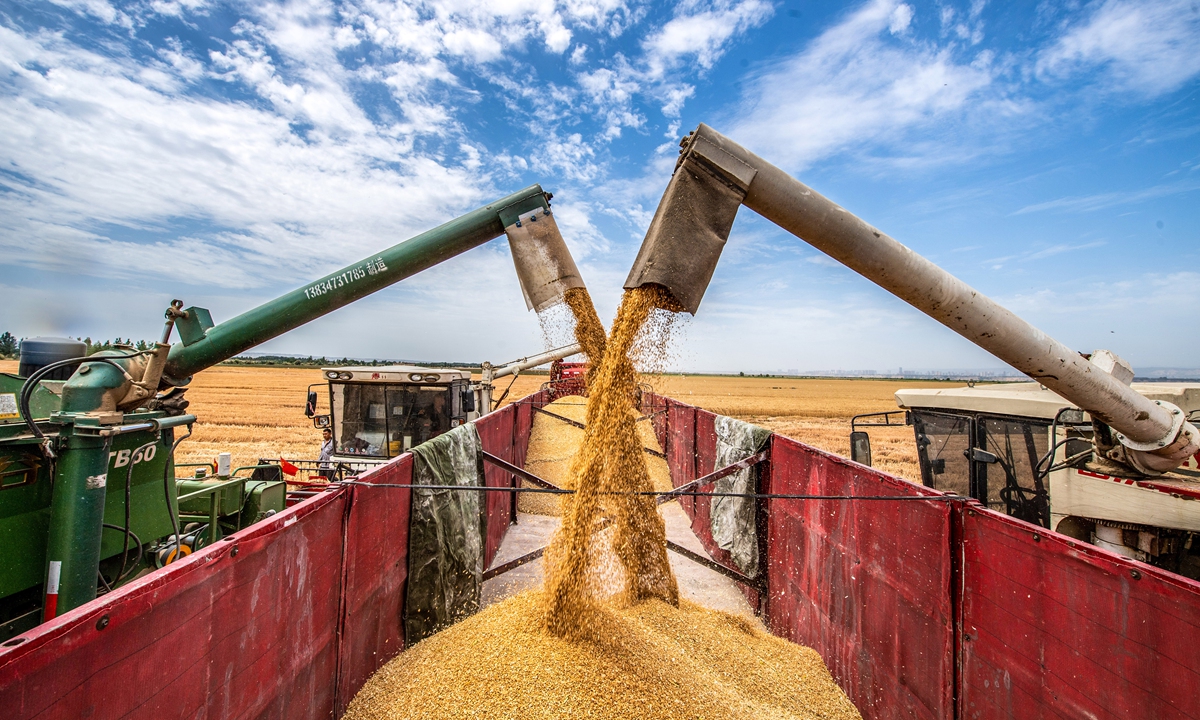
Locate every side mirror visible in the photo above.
<box><xmin>305</xmin><ymin>390</ymin><xmax>317</xmax><ymax>417</ymax></box>
<box><xmin>850</xmin><ymin>431</ymin><xmax>872</xmax><ymax>467</ymax></box>
<box><xmin>461</xmin><ymin>389</ymin><xmax>475</xmax><ymax>413</ymax></box>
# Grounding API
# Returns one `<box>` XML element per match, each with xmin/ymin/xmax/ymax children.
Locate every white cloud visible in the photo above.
<box><xmin>888</xmin><ymin>3</ymin><xmax>913</xmax><ymax>34</ymax></box>
<box><xmin>47</xmin><ymin>0</ymin><xmax>124</xmax><ymax>25</ymax></box>
<box><xmin>347</xmin><ymin>0</ymin><xmax>595</xmax><ymax>61</ymax></box>
<box><xmin>149</xmin><ymin>0</ymin><xmax>212</xmax><ymax>18</ymax></box>
<box><xmin>0</xmin><ymin>24</ymin><xmax>488</xmax><ymax>286</ymax></box>
<box><xmin>1038</xmin><ymin>0</ymin><xmax>1200</xmax><ymax>95</ymax></box>
<box><xmin>641</xmin><ymin>0</ymin><xmax>772</xmax><ymax>76</ymax></box>
<box><xmin>1013</xmin><ymin>179</ymin><xmax>1200</xmax><ymax>214</ymax></box>
<box><xmin>729</xmin><ymin>0</ymin><xmax>996</xmax><ymax>171</ymax></box>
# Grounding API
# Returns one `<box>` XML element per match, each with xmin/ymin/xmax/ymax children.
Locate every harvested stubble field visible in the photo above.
<box><xmin>175</xmin><ymin>368</ymin><xmax>957</xmax><ymax>479</ymax></box>
<box><xmin>489</xmin><ymin>371</ymin><xmax>952</xmax><ymax>480</ymax></box>
<box><xmin>1</xmin><ymin>360</ymin><xmax>955</xmax><ymax>480</ymax></box>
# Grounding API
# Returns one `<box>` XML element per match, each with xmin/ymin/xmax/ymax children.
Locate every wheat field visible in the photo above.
<box><xmin>3</xmin><ymin>359</ymin><xmax>952</xmax><ymax>481</ymax></box>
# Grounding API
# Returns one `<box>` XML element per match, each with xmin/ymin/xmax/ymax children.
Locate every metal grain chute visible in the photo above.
<box><xmin>623</xmin><ymin>133</ymin><xmax>756</xmax><ymax>315</ymax></box>
<box><xmin>503</xmin><ymin>204</ymin><xmax>586</xmax><ymax>313</ymax></box>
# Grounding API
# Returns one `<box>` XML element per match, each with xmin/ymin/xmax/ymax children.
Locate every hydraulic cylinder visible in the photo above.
<box><xmin>42</xmin><ymin>428</ymin><xmax>110</xmax><ymax>620</ymax></box>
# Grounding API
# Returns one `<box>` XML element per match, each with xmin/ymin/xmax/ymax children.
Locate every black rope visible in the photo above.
<box><xmin>18</xmin><ymin>350</ymin><xmax>152</xmax><ymax>447</ymax></box>
<box><xmin>492</xmin><ymin>373</ymin><xmax>520</xmax><ymax>410</ymax></box>
<box><xmin>101</xmin><ymin>522</ymin><xmax>143</xmax><ymax>584</ymax></box>
<box><xmin>119</xmin><ymin>441</ymin><xmax>156</xmax><ymax>581</ymax></box>
<box><xmin>335</xmin><ymin>480</ymin><xmax>958</xmax><ymax>501</ymax></box>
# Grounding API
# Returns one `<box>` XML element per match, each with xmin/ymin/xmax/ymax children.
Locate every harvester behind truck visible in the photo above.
<box><xmin>305</xmin><ymin>342</ymin><xmax>582</xmax><ymax>474</ymax></box>
<box><xmin>848</xmin><ymin>380</ymin><xmax>1200</xmax><ymax>578</ymax></box>
<box><xmin>0</xmin><ymin>184</ymin><xmax>589</xmax><ymax>641</ymax></box>
<box><xmin>625</xmin><ymin>122</ymin><xmax>1200</xmax><ymax>580</ymax></box>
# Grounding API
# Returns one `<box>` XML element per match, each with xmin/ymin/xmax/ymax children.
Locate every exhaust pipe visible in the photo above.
<box><xmin>626</xmin><ymin>123</ymin><xmax>1198</xmax><ymax>476</ymax></box>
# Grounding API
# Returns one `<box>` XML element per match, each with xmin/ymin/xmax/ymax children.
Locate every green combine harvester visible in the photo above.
<box><xmin>0</xmin><ymin>185</ymin><xmax>586</xmax><ymax>641</ymax></box>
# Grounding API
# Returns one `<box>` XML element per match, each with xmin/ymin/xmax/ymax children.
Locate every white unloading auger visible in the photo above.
<box><xmin>625</xmin><ymin>123</ymin><xmax>1199</xmax><ymax>477</ymax></box>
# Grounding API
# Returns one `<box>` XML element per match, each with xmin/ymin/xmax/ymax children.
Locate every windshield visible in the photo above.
<box><xmin>912</xmin><ymin>410</ymin><xmax>1051</xmax><ymax>527</ymax></box>
<box><xmin>331</xmin><ymin>383</ymin><xmax>451</xmax><ymax>457</ymax></box>
<box><xmin>912</xmin><ymin>412</ymin><xmax>971</xmax><ymax>496</ymax></box>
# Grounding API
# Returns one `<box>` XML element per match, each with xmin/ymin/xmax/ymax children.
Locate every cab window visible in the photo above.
<box><xmin>912</xmin><ymin>410</ymin><xmax>1052</xmax><ymax>528</ymax></box>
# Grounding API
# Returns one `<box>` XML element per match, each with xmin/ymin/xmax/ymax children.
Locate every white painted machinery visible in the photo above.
<box><xmin>306</xmin><ymin>343</ymin><xmax>581</xmax><ymax>472</ymax></box>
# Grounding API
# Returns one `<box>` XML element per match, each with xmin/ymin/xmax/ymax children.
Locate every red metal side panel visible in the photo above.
<box><xmin>665</xmin><ymin>399</ymin><xmax>697</xmax><ymax>518</ymax></box>
<box><xmin>643</xmin><ymin>391</ymin><xmax>670</xmax><ymax>454</ymax></box>
<box><xmin>689</xmin><ymin>409</ymin><xmax>720</xmax><ymax>554</ymax></box>
<box><xmin>0</xmin><ymin>491</ymin><xmax>348</xmax><ymax>720</ymax></box>
<box><xmin>476</xmin><ymin>407</ymin><xmax>516</xmax><ymax>568</ymax></box>
<box><xmin>958</xmin><ymin>508</ymin><xmax>1200</xmax><ymax>720</ymax></box>
<box><xmin>513</xmin><ymin>398</ymin><xmax>534</xmax><ymax>472</ymax></box>
<box><xmin>766</xmin><ymin>434</ymin><xmax>954</xmax><ymax>720</ymax></box>
<box><xmin>335</xmin><ymin>456</ymin><xmax>413</xmax><ymax>714</ymax></box>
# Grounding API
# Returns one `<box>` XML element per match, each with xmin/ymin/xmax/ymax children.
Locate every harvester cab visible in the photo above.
<box><xmin>309</xmin><ymin>365</ymin><xmax>474</xmax><ymax>471</ymax></box>
<box><xmin>305</xmin><ymin>342</ymin><xmax>586</xmax><ymax>474</ymax></box>
<box><xmin>850</xmin><ymin>381</ymin><xmax>1200</xmax><ymax>578</ymax></box>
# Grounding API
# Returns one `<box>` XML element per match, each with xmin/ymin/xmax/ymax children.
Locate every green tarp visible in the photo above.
<box><xmin>403</xmin><ymin>423</ymin><xmax>485</xmax><ymax>645</ymax></box>
<box><xmin>710</xmin><ymin>415</ymin><xmax>771</xmax><ymax>576</ymax></box>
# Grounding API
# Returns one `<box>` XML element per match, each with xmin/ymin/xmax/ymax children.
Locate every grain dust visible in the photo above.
<box><xmin>541</xmin><ymin>285</ymin><xmax>681</xmax><ymax>639</ymax></box>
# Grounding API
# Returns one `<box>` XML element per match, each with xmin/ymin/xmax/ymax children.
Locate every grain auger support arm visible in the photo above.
<box><xmin>161</xmin><ymin>185</ymin><xmax>583</xmax><ymax>386</ymax></box>
<box><xmin>626</xmin><ymin>123</ymin><xmax>1199</xmax><ymax>477</ymax></box>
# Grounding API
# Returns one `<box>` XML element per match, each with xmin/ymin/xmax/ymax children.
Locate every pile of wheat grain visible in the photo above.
<box><xmin>343</xmin><ymin>590</ymin><xmax>860</xmax><ymax>720</ymax></box>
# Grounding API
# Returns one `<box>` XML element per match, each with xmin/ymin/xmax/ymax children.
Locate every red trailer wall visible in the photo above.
<box><xmin>335</xmin><ymin>455</ymin><xmax>413</xmax><ymax>714</ymax></box>
<box><xmin>652</xmin><ymin>394</ymin><xmax>1200</xmax><ymax>720</ymax></box>
<box><xmin>765</xmin><ymin>434</ymin><xmax>955</xmax><ymax>720</ymax></box>
<box><xmin>958</xmin><ymin>507</ymin><xmax>1200</xmax><ymax>720</ymax></box>
<box><xmin>664</xmin><ymin>398</ymin><xmax>697</xmax><ymax>517</ymax></box>
<box><xmin>7</xmin><ymin>396</ymin><xmax>1200</xmax><ymax>720</ymax></box>
<box><xmin>0</xmin><ymin>489</ymin><xmax>348</xmax><ymax>720</ymax></box>
<box><xmin>476</xmin><ymin>409</ymin><xmax>515</xmax><ymax>568</ymax></box>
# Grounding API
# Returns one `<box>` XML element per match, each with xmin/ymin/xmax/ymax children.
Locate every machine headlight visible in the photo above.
<box><xmin>423</xmin><ymin>374</ymin><xmax>440</xmax><ymax>382</ymax></box>
<box><xmin>326</xmin><ymin>371</ymin><xmax>339</xmax><ymax>379</ymax></box>
<box><xmin>338</xmin><ymin>372</ymin><xmax>353</xmax><ymax>380</ymax></box>
<box><xmin>409</xmin><ymin>373</ymin><xmax>424</xmax><ymax>382</ymax></box>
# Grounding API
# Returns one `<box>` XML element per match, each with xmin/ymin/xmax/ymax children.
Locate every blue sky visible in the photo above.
<box><xmin>1</xmin><ymin>0</ymin><xmax>1197</xmax><ymax>373</ymax></box>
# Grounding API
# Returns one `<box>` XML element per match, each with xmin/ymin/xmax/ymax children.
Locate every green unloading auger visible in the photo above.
<box><xmin>34</xmin><ymin>184</ymin><xmax>585</xmax><ymax>620</ymax></box>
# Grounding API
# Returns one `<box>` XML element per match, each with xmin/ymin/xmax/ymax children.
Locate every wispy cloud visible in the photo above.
<box><xmin>982</xmin><ymin>241</ymin><xmax>1104</xmax><ymax>269</ymax></box>
<box><xmin>0</xmin><ymin>21</ymin><xmax>488</xmax><ymax>286</ymax></box>
<box><xmin>1037</xmin><ymin>0</ymin><xmax>1200</xmax><ymax>96</ymax></box>
<box><xmin>1013</xmin><ymin>179</ymin><xmax>1200</xmax><ymax>215</ymax></box>
<box><xmin>727</xmin><ymin>0</ymin><xmax>1001</xmax><ymax>171</ymax></box>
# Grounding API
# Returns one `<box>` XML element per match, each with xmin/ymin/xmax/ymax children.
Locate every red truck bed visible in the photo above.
<box><xmin>1</xmin><ymin>391</ymin><xmax>1197</xmax><ymax>719</ymax></box>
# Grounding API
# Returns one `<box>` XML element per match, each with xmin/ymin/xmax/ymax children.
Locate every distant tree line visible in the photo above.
<box><xmin>0</xmin><ymin>333</ymin><xmax>157</xmax><ymax>360</ymax></box>
<box><xmin>0</xmin><ymin>335</ymin><xmax>492</xmax><ymax>371</ymax></box>
<box><xmin>222</xmin><ymin>355</ymin><xmax>485</xmax><ymax>369</ymax></box>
